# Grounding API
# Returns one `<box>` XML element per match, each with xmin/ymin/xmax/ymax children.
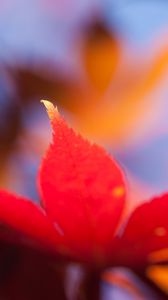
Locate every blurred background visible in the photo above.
<box><xmin>1</xmin><ymin>0</ymin><xmax>168</xmax><ymax>299</ymax></box>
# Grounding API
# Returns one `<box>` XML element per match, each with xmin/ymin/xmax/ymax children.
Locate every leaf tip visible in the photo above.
<box><xmin>41</xmin><ymin>100</ymin><xmax>59</xmax><ymax>121</ymax></box>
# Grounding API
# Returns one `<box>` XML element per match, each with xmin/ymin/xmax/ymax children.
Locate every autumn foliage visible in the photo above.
<box><xmin>0</xmin><ymin>101</ymin><xmax>167</xmax><ymax>299</ymax></box>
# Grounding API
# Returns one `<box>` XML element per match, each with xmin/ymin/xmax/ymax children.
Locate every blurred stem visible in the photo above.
<box><xmin>76</xmin><ymin>270</ymin><xmax>101</xmax><ymax>300</ymax></box>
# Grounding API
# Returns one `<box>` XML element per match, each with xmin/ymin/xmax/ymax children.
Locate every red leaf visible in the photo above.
<box><xmin>117</xmin><ymin>194</ymin><xmax>168</xmax><ymax>268</ymax></box>
<box><xmin>39</xmin><ymin>101</ymin><xmax>126</xmax><ymax>264</ymax></box>
<box><xmin>0</xmin><ymin>190</ymin><xmax>60</xmax><ymax>252</ymax></box>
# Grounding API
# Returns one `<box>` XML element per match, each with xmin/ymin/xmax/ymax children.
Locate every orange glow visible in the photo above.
<box><xmin>146</xmin><ymin>265</ymin><xmax>168</xmax><ymax>294</ymax></box>
<box><xmin>82</xmin><ymin>21</ymin><xmax>119</xmax><ymax>93</ymax></box>
<box><xmin>148</xmin><ymin>248</ymin><xmax>168</xmax><ymax>264</ymax></box>
<box><xmin>77</xmin><ymin>43</ymin><xmax>168</xmax><ymax>143</ymax></box>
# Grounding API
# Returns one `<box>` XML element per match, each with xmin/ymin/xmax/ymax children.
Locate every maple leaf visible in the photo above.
<box><xmin>0</xmin><ymin>101</ymin><xmax>168</xmax><ymax>276</ymax></box>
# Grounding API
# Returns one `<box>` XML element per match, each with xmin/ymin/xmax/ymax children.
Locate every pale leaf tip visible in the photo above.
<box><xmin>41</xmin><ymin>100</ymin><xmax>59</xmax><ymax>121</ymax></box>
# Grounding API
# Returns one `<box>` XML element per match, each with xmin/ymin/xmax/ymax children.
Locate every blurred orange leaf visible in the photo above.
<box><xmin>146</xmin><ymin>265</ymin><xmax>168</xmax><ymax>294</ymax></box>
